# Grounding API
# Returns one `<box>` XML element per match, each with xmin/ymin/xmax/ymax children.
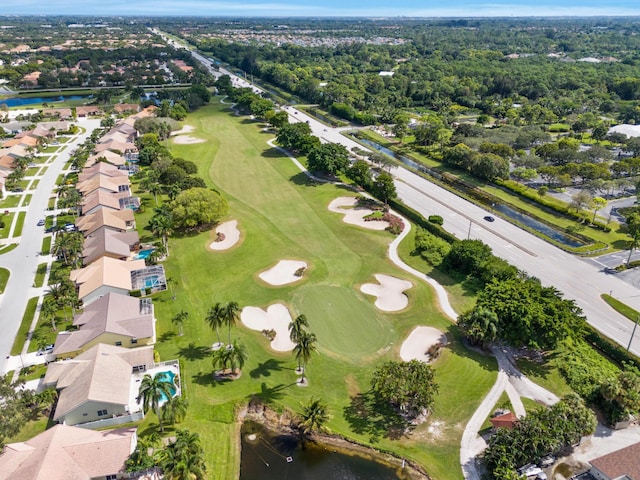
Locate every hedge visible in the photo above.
<box><xmin>584</xmin><ymin>323</ymin><xmax>640</xmax><ymax>371</ymax></box>
<box><xmin>387</xmin><ymin>198</ymin><xmax>458</xmax><ymax>244</ymax></box>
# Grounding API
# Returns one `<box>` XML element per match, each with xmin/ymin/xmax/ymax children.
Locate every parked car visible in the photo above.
<box><xmin>483</xmin><ymin>215</ymin><xmax>495</xmax><ymax>222</ymax></box>
<box><xmin>37</xmin><ymin>219</ymin><xmax>45</xmax><ymax>226</ymax></box>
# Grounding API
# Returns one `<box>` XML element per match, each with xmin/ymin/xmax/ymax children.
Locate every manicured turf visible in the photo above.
<box><xmin>0</xmin><ymin>267</ymin><xmax>9</xmax><ymax>293</ymax></box>
<box><xmin>13</xmin><ymin>211</ymin><xmax>26</xmax><ymax>237</ymax></box>
<box><xmin>135</xmin><ymin>100</ymin><xmax>497</xmax><ymax>480</ymax></box>
<box><xmin>11</xmin><ymin>297</ymin><xmax>39</xmax><ymax>356</ymax></box>
<box><xmin>33</xmin><ymin>263</ymin><xmax>47</xmax><ymax>288</ymax></box>
<box><xmin>41</xmin><ymin>236</ymin><xmax>52</xmax><ymax>255</ymax></box>
<box><xmin>0</xmin><ymin>195</ymin><xmax>21</xmax><ymax>208</ymax></box>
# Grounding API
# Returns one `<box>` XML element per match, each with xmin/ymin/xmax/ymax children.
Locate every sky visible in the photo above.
<box><xmin>1</xmin><ymin>0</ymin><xmax>640</xmax><ymax>17</ymax></box>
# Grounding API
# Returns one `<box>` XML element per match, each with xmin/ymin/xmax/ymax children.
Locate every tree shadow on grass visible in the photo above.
<box><xmin>177</xmin><ymin>342</ymin><xmax>210</xmax><ymax>361</ymax></box>
<box><xmin>248</xmin><ymin>382</ymin><xmax>290</xmax><ymax>404</ymax></box>
<box><xmin>290</xmin><ymin>172</ymin><xmax>320</xmax><ymax>187</ymax></box>
<box><xmin>261</xmin><ymin>147</ymin><xmax>287</xmax><ymax>159</ymax></box>
<box><xmin>191</xmin><ymin>370</ymin><xmax>231</xmax><ymax>388</ymax></box>
<box><xmin>158</xmin><ymin>331</ymin><xmax>176</xmax><ymax>342</ymax></box>
<box><xmin>343</xmin><ymin>391</ymin><xmax>411</xmax><ymax>443</ymax></box>
<box><xmin>250</xmin><ymin>358</ymin><xmax>285</xmax><ymax>379</ymax></box>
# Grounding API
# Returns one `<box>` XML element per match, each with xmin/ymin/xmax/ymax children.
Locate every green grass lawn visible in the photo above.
<box><xmin>33</xmin><ymin>263</ymin><xmax>47</xmax><ymax>288</ymax></box>
<box><xmin>29</xmin><ymin>180</ymin><xmax>40</xmax><ymax>191</ymax></box>
<box><xmin>0</xmin><ymin>212</ymin><xmax>14</xmax><ymax>239</ymax></box>
<box><xmin>41</xmin><ymin>236</ymin><xmax>52</xmax><ymax>255</ymax></box>
<box><xmin>0</xmin><ymin>243</ymin><xmax>17</xmax><ymax>255</ymax></box>
<box><xmin>14</xmin><ymin>211</ymin><xmax>26</xmax><ymax>237</ymax></box>
<box><xmin>515</xmin><ymin>355</ymin><xmax>573</xmax><ymax>398</ymax></box>
<box><xmin>11</xmin><ymin>297</ymin><xmax>39</xmax><ymax>356</ymax></box>
<box><xmin>130</xmin><ymin>100</ymin><xmax>497</xmax><ymax>480</ymax></box>
<box><xmin>601</xmin><ymin>293</ymin><xmax>639</xmax><ymax>322</ymax></box>
<box><xmin>0</xmin><ymin>195</ymin><xmax>21</xmax><ymax>209</ymax></box>
<box><xmin>0</xmin><ymin>267</ymin><xmax>9</xmax><ymax>293</ymax></box>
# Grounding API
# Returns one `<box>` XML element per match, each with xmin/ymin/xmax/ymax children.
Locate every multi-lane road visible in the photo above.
<box><xmin>159</xmin><ymin>30</ymin><xmax>640</xmax><ymax>356</ymax></box>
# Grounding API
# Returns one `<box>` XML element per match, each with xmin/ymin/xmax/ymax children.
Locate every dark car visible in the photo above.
<box><xmin>483</xmin><ymin>215</ymin><xmax>495</xmax><ymax>222</ymax></box>
<box><xmin>37</xmin><ymin>219</ymin><xmax>45</xmax><ymax>226</ymax></box>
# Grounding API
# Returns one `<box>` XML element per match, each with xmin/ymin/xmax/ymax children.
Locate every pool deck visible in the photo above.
<box><xmin>128</xmin><ymin>360</ymin><xmax>181</xmax><ymax>413</ymax></box>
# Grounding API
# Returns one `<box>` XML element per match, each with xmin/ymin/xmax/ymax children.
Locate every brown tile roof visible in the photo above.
<box><xmin>590</xmin><ymin>441</ymin><xmax>640</xmax><ymax>480</ymax></box>
<box><xmin>94</xmin><ymin>140</ymin><xmax>137</xmax><ymax>154</ymax></box>
<box><xmin>45</xmin><ymin>344</ymin><xmax>154</xmax><ymax>422</ymax></box>
<box><xmin>70</xmin><ymin>256</ymin><xmax>146</xmax><ymax>302</ymax></box>
<box><xmin>82</xmin><ymin>228</ymin><xmax>138</xmax><ymax>265</ymax></box>
<box><xmin>81</xmin><ymin>190</ymin><xmax>122</xmax><ymax>215</ymax></box>
<box><xmin>75</xmin><ymin>209</ymin><xmax>135</xmax><ymax>237</ymax></box>
<box><xmin>75</xmin><ymin>106</ymin><xmax>102</xmax><ymax>116</ymax></box>
<box><xmin>0</xmin><ymin>424</ymin><xmax>136</xmax><ymax>480</ymax></box>
<box><xmin>84</xmin><ymin>150</ymin><xmax>126</xmax><ymax>168</ymax></box>
<box><xmin>77</xmin><ymin>174</ymin><xmax>130</xmax><ymax>196</ymax></box>
<box><xmin>43</xmin><ymin>108</ymin><xmax>73</xmax><ymax>119</ymax></box>
<box><xmin>52</xmin><ymin>292</ymin><xmax>153</xmax><ymax>356</ymax></box>
<box><xmin>79</xmin><ymin>161</ymin><xmax>127</xmax><ymax>181</ymax></box>
<box><xmin>113</xmin><ymin>103</ymin><xmax>140</xmax><ymax>114</ymax></box>
<box><xmin>489</xmin><ymin>412</ymin><xmax>519</xmax><ymax>430</ymax></box>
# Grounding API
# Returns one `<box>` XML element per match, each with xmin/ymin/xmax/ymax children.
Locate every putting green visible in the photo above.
<box><xmin>293</xmin><ymin>284</ymin><xmax>396</xmax><ymax>362</ymax></box>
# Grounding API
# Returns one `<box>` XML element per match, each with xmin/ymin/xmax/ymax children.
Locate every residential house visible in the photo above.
<box><xmin>75</xmin><ymin>209</ymin><xmax>136</xmax><ymax>237</ymax></box>
<box><xmin>113</xmin><ymin>103</ymin><xmax>141</xmax><ymax>114</ymax></box>
<box><xmin>76</xmin><ymin>106</ymin><xmax>102</xmax><ymax>117</ymax></box>
<box><xmin>590</xmin><ymin>441</ymin><xmax>640</xmax><ymax>480</ymax></box>
<box><xmin>69</xmin><ymin>256</ymin><xmax>146</xmax><ymax>305</ymax></box>
<box><xmin>0</xmin><ymin>424</ymin><xmax>138</xmax><ymax>480</ymax></box>
<box><xmin>52</xmin><ymin>292</ymin><xmax>154</xmax><ymax>358</ymax></box>
<box><xmin>81</xmin><ymin>190</ymin><xmax>122</xmax><ymax>216</ymax></box>
<box><xmin>81</xmin><ymin>228</ymin><xmax>139</xmax><ymax>265</ymax></box>
<box><xmin>489</xmin><ymin>411</ymin><xmax>519</xmax><ymax>430</ymax></box>
<box><xmin>77</xmin><ymin>174</ymin><xmax>131</xmax><ymax>197</ymax></box>
<box><xmin>78</xmin><ymin>161</ymin><xmax>129</xmax><ymax>182</ymax></box>
<box><xmin>84</xmin><ymin>150</ymin><xmax>127</xmax><ymax>168</ymax></box>
<box><xmin>44</xmin><ymin>344</ymin><xmax>154</xmax><ymax>426</ymax></box>
<box><xmin>43</xmin><ymin>108</ymin><xmax>73</xmax><ymax>120</ymax></box>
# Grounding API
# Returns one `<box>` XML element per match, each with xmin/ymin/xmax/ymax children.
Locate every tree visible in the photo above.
<box><xmin>163</xmin><ymin>395</ymin><xmax>189</xmax><ymax>426</ymax></box>
<box><xmin>0</xmin><ymin>375</ymin><xmax>32</xmax><ymax>449</ymax></box>
<box><xmin>370</xmin><ymin>360</ymin><xmax>438</xmax><ymax>419</ymax></box>
<box><xmin>227</xmin><ymin>340</ymin><xmax>248</xmax><ymax>375</ymax></box>
<box><xmin>223</xmin><ymin>301</ymin><xmax>240</xmax><ymax>345</ymax></box>
<box><xmin>206</xmin><ymin>303</ymin><xmax>225</xmax><ymax>348</ymax></box>
<box><xmin>138</xmin><ymin>373</ymin><xmax>175</xmax><ymax>433</ymax></box>
<box><xmin>299</xmin><ymin>397</ymin><xmax>330</xmax><ymax>438</ymax></box>
<box><xmin>159</xmin><ymin>430</ymin><xmax>207</xmax><ymax>480</ymax></box>
<box><xmin>170</xmin><ymin>188</ymin><xmax>228</xmax><ymax>229</ymax></box>
<box><xmin>591</xmin><ymin>196</ymin><xmax>607</xmax><ymax>223</ymax></box>
<box><xmin>372</xmin><ymin>172</ymin><xmax>397</xmax><ymax>204</ymax></box>
<box><xmin>627</xmin><ymin>213</ymin><xmax>640</xmax><ymax>266</ymax></box>
<box><xmin>40</xmin><ymin>297</ymin><xmax>59</xmax><ymax>332</ymax></box>
<box><xmin>289</xmin><ymin>314</ymin><xmax>309</xmax><ymax>344</ymax></box>
<box><xmin>307</xmin><ymin>143</ymin><xmax>350</xmax><ymax>175</ymax></box>
<box><xmin>570</xmin><ymin>190</ymin><xmax>593</xmax><ymax>214</ymax></box>
<box><xmin>149</xmin><ymin>206</ymin><xmax>174</xmax><ymax>256</ymax></box>
<box><xmin>171</xmin><ymin>310</ymin><xmax>189</xmax><ymax>336</ymax></box>
<box><xmin>346</xmin><ymin>160</ymin><xmax>373</xmax><ymax>189</ymax></box>
<box><xmin>294</xmin><ymin>331</ymin><xmax>317</xmax><ymax>383</ymax></box>
<box><xmin>458</xmin><ymin>307</ymin><xmax>499</xmax><ymax>348</ymax></box>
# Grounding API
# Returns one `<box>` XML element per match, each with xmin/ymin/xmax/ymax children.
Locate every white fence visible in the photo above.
<box><xmin>75</xmin><ymin>411</ymin><xmax>144</xmax><ymax>430</ymax></box>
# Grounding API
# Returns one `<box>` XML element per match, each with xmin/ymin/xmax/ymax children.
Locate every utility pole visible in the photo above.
<box><xmin>467</xmin><ymin>219</ymin><xmax>472</xmax><ymax>239</ymax></box>
<box><xmin>627</xmin><ymin>315</ymin><xmax>639</xmax><ymax>351</ymax></box>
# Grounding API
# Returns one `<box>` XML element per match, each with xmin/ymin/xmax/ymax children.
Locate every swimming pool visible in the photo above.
<box><xmin>134</xmin><ymin>248</ymin><xmax>155</xmax><ymax>260</ymax></box>
<box><xmin>155</xmin><ymin>370</ymin><xmax>177</xmax><ymax>403</ymax></box>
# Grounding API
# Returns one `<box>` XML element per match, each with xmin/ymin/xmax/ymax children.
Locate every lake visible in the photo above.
<box><xmin>0</xmin><ymin>95</ymin><xmax>92</xmax><ymax>107</ymax></box>
<box><xmin>240</xmin><ymin>421</ymin><xmax>404</xmax><ymax>480</ymax></box>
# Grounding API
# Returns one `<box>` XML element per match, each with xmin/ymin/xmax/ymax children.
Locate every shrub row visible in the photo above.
<box><xmin>387</xmin><ymin>198</ymin><xmax>458</xmax><ymax>244</ymax></box>
<box><xmin>584</xmin><ymin>323</ymin><xmax>640</xmax><ymax>371</ymax></box>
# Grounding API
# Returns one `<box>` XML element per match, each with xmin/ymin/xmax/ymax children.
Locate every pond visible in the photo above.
<box><xmin>0</xmin><ymin>95</ymin><xmax>92</xmax><ymax>107</ymax></box>
<box><xmin>240</xmin><ymin>421</ymin><xmax>404</xmax><ymax>480</ymax></box>
<box><xmin>354</xmin><ymin>135</ymin><xmax>585</xmax><ymax>248</ymax></box>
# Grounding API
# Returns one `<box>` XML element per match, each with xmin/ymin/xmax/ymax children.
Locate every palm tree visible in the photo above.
<box><xmin>223</xmin><ymin>301</ymin><xmax>240</xmax><ymax>346</ymax></box>
<box><xmin>299</xmin><ymin>397</ymin><xmax>330</xmax><ymax>438</ymax></box>
<box><xmin>149</xmin><ymin>206</ymin><xmax>173</xmax><ymax>256</ymax></box>
<box><xmin>40</xmin><ymin>297</ymin><xmax>58</xmax><ymax>331</ymax></box>
<box><xmin>163</xmin><ymin>395</ymin><xmax>189</xmax><ymax>426</ymax></box>
<box><xmin>227</xmin><ymin>340</ymin><xmax>248</xmax><ymax>376</ymax></box>
<box><xmin>288</xmin><ymin>314</ymin><xmax>309</xmax><ymax>343</ymax></box>
<box><xmin>211</xmin><ymin>345</ymin><xmax>232</xmax><ymax>375</ymax></box>
<box><xmin>172</xmin><ymin>310</ymin><xmax>189</xmax><ymax>336</ymax></box>
<box><xmin>138</xmin><ymin>373</ymin><xmax>175</xmax><ymax>433</ymax></box>
<box><xmin>159</xmin><ymin>430</ymin><xmax>207</xmax><ymax>480</ymax></box>
<box><xmin>294</xmin><ymin>331</ymin><xmax>317</xmax><ymax>383</ymax></box>
<box><xmin>206</xmin><ymin>303</ymin><xmax>225</xmax><ymax>349</ymax></box>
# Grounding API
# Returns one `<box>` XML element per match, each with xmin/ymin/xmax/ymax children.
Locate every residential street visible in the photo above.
<box><xmin>0</xmin><ymin>118</ymin><xmax>102</xmax><ymax>374</ymax></box>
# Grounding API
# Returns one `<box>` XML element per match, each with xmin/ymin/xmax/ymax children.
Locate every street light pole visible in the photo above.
<box><xmin>627</xmin><ymin>315</ymin><xmax>639</xmax><ymax>351</ymax></box>
<box><xmin>467</xmin><ymin>219</ymin><xmax>472</xmax><ymax>239</ymax></box>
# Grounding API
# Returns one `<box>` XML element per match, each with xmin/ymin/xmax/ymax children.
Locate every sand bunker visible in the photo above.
<box><xmin>400</xmin><ymin>326</ymin><xmax>448</xmax><ymax>363</ymax></box>
<box><xmin>259</xmin><ymin>260</ymin><xmax>307</xmax><ymax>286</ymax></box>
<box><xmin>209</xmin><ymin>220</ymin><xmax>240</xmax><ymax>251</ymax></box>
<box><xmin>328</xmin><ymin>197</ymin><xmax>389</xmax><ymax>230</ymax></box>
<box><xmin>360</xmin><ymin>274</ymin><xmax>412</xmax><ymax>312</ymax></box>
<box><xmin>173</xmin><ymin>135</ymin><xmax>205</xmax><ymax>144</ymax></box>
<box><xmin>241</xmin><ymin>304</ymin><xmax>296</xmax><ymax>352</ymax></box>
<box><xmin>171</xmin><ymin>125</ymin><xmax>195</xmax><ymax>135</ymax></box>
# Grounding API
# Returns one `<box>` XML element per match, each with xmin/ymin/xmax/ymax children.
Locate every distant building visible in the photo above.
<box><xmin>590</xmin><ymin>441</ymin><xmax>640</xmax><ymax>480</ymax></box>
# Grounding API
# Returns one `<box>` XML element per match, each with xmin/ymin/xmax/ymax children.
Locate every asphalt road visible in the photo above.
<box><xmin>0</xmin><ymin>118</ymin><xmax>101</xmax><ymax>373</ymax></box>
<box><xmin>167</xmin><ymin>33</ymin><xmax>640</xmax><ymax>355</ymax></box>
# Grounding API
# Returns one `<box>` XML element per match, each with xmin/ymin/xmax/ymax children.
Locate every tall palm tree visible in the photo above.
<box><xmin>163</xmin><ymin>395</ymin><xmax>189</xmax><ymax>426</ymax></box>
<box><xmin>223</xmin><ymin>301</ymin><xmax>240</xmax><ymax>345</ymax></box>
<box><xmin>294</xmin><ymin>331</ymin><xmax>317</xmax><ymax>383</ymax></box>
<box><xmin>211</xmin><ymin>345</ymin><xmax>232</xmax><ymax>375</ymax></box>
<box><xmin>40</xmin><ymin>297</ymin><xmax>58</xmax><ymax>331</ymax></box>
<box><xmin>288</xmin><ymin>314</ymin><xmax>309</xmax><ymax>343</ymax></box>
<box><xmin>206</xmin><ymin>303</ymin><xmax>225</xmax><ymax>348</ymax></box>
<box><xmin>149</xmin><ymin>206</ymin><xmax>173</xmax><ymax>256</ymax></box>
<box><xmin>138</xmin><ymin>373</ymin><xmax>175</xmax><ymax>433</ymax></box>
<box><xmin>299</xmin><ymin>397</ymin><xmax>330</xmax><ymax>438</ymax></box>
<box><xmin>172</xmin><ymin>310</ymin><xmax>189</xmax><ymax>336</ymax></box>
<box><xmin>159</xmin><ymin>430</ymin><xmax>207</xmax><ymax>480</ymax></box>
<box><xmin>227</xmin><ymin>340</ymin><xmax>248</xmax><ymax>376</ymax></box>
